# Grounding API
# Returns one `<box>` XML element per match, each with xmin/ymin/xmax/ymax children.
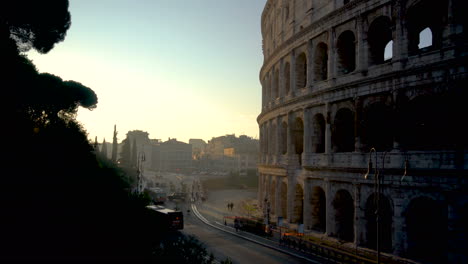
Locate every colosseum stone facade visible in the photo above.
<box><xmin>257</xmin><ymin>0</ymin><xmax>468</xmax><ymax>263</ymax></box>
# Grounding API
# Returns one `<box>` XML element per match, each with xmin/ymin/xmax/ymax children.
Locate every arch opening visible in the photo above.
<box><xmin>407</xmin><ymin>0</ymin><xmax>447</xmax><ymax>53</ymax></box>
<box><xmin>280</xmin><ymin>182</ymin><xmax>288</xmax><ymax>219</ymax></box>
<box><xmin>274</xmin><ymin>68</ymin><xmax>279</xmax><ymax>99</ymax></box>
<box><xmin>296</xmin><ymin>53</ymin><xmax>307</xmax><ymax>89</ymax></box>
<box><xmin>364</xmin><ymin>193</ymin><xmax>393</xmax><ymax>253</ymax></box>
<box><xmin>311</xmin><ymin>186</ymin><xmax>326</xmax><ymax>233</ymax></box>
<box><xmin>418</xmin><ymin>27</ymin><xmax>433</xmax><ymax>50</ymax></box>
<box><xmin>362</xmin><ymin>103</ymin><xmax>393</xmax><ymax>151</ymax></box>
<box><xmin>312</xmin><ymin>114</ymin><xmax>326</xmax><ymax>153</ymax></box>
<box><xmin>405</xmin><ymin>197</ymin><xmax>447</xmax><ymax>263</ymax></box>
<box><xmin>269</xmin><ymin>181</ymin><xmax>276</xmax><ymax>215</ymax></box>
<box><xmin>337</xmin><ymin>31</ymin><xmax>356</xmax><ymax>75</ymax></box>
<box><xmin>314</xmin><ymin>43</ymin><xmax>328</xmax><ymax>81</ymax></box>
<box><xmin>281</xmin><ymin>121</ymin><xmax>287</xmax><ymax>155</ymax></box>
<box><xmin>332</xmin><ymin>108</ymin><xmax>355</xmax><ymax>152</ymax></box>
<box><xmin>368</xmin><ymin>16</ymin><xmax>393</xmax><ymax>65</ymax></box>
<box><xmin>284</xmin><ymin>62</ymin><xmax>291</xmax><ymax>95</ymax></box>
<box><xmin>293</xmin><ymin>118</ymin><xmax>304</xmax><ymax>163</ymax></box>
<box><xmin>332</xmin><ymin>189</ymin><xmax>354</xmax><ymax>242</ymax></box>
<box><xmin>292</xmin><ymin>184</ymin><xmax>304</xmax><ymax>224</ymax></box>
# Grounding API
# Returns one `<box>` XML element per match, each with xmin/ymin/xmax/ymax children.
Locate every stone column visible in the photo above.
<box><xmin>262</xmin><ymin>79</ymin><xmax>266</xmax><ymax>109</ymax></box>
<box><xmin>325</xmin><ymin>179</ymin><xmax>335</xmax><ymax>236</ymax></box>
<box><xmin>392</xmin><ymin>91</ymin><xmax>402</xmax><ymax>150</ymax></box>
<box><xmin>290</xmin><ymin>51</ymin><xmax>297</xmax><ymax>97</ymax></box>
<box><xmin>303</xmin><ymin>108</ymin><xmax>313</xmax><ymax>165</ymax></box>
<box><xmin>265</xmin><ymin>74</ymin><xmax>270</xmax><ymax>106</ymax></box>
<box><xmin>276</xmin><ymin>116</ymin><xmax>283</xmax><ymax>164</ymax></box>
<box><xmin>357</xmin><ymin>15</ymin><xmax>368</xmax><ymax>74</ymax></box>
<box><xmin>328</xmin><ymin>29</ymin><xmax>337</xmax><ymax>80</ymax></box>
<box><xmin>268</xmin><ymin>120</ymin><xmax>273</xmax><ymax>164</ymax></box>
<box><xmin>392</xmin><ymin>196</ymin><xmax>407</xmax><ymax>256</ymax></box>
<box><xmin>303</xmin><ymin>180</ymin><xmax>312</xmax><ymax>230</ymax></box>
<box><xmin>354</xmin><ymin>97</ymin><xmax>363</xmax><ymax>152</ymax></box>
<box><xmin>287</xmin><ymin>175</ymin><xmax>296</xmax><ymax>223</ymax></box>
<box><xmin>279</xmin><ymin>58</ymin><xmax>285</xmax><ymax>100</ymax></box>
<box><xmin>307</xmin><ymin>39</ymin><xmax>314</xmax><ymax>91</ymax></box>
<box><xmin>392</xmin><ymin>0</ymin><xmax>408</xmax><ymax>71</ymax></box>
<box><xmin>287</xmin><ymin>112</ymin><xmax>295</xmax><ymax>160</ymax></box>
<box><xmin>260</xmin><ymin>124</ymin><xmax>265</xmax><ymax>163</ymax></box>
<box><xmin>444</xmin><ymin>0</ymin><xmax>457</xmax><ymax>47</ymax></box>
<box><xmin>258</xmin><ymin>173</ymin><xmax>263</xmax><ymax>203</ymax></box>
<box><xmin>354</xmin><ymin>184</ymin><xmax>366</xmax><ymax>246</ymax></box>
<box><xmin>325</xmin><ymin>103</ymin><xmax>333</xmax><ymax>154</ymax></box>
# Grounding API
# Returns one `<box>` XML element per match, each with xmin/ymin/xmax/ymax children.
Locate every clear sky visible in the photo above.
<box><xmin>27</xmin><ymin>0</ymin><xmax>267</xmax><ymax>144</ymax></box>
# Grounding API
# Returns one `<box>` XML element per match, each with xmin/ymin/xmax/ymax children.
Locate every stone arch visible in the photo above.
<box><xmin>368</xmin><ymin>16</ymin><xmax>393</xmax><ymax>65</ymax></box>
<box><xmin>312</xmin><ymin>113</ymin><xmax>326</xmax><ymax>153</ymax></box>
<box><xmin>406</xmin><ymin>0</ymin><xmax>447</xmax><ymax>53</ymax></box>
<box><xmin>311</xmin><ymin>186</ymin><xmax>326</xmax><ymax>233</ymax></box>
<box><xmin>293</xmin><ymin>117</ymin><xmax>304</xmax><ymax>157</ymax></box>
<box><xmin>361</xmin><ymin>102</ymin><xmax>393</xmax><ymax>152</ymax></box>
<box><xmin>280</xmin><ymin>121</ymin><xmax>287</xmax><ymax>155</ymax></box>
<box><xmin>332</xmin><ymin>189</ymin><xmax>354</xmax><ymax>242</ymax></box>
<box><xmin>336</xmin><ymin>30</ymin><xmax>356</xmax><ymax>75</ymax></box>
<box><xmin>284</xmin><ymin>61</ymin><xmax>291</xmax><ymax>95</ymax></box>
<box><xmin>364</xmin><ymin>193</ymin><xmax>393</xmax><ymax>253</ymax></box>
<box><xmin>332</xmin><ymin>108</ymin><xmax>355</xmax><ymax>152</ymax></box>
<box><xmin>314</xmin><ymin>42</ymin><xmax>328</xmax><ymax>81</ymax></box>
<box><xmin>405</xmin><ymin>196</ymin><xmax>447</xmax><ymax>263</ymax></box>
<box><xmin>399</xmin><ymin>94</ymin><xmax>458</xmax><ymax>150</ymax></box>
<box><xmin>280</xmin><ymin>182</ymin><xmax>288</xmax><ymax>218</ymax></box>
<box><xmin>296</xmin><ymin>52</ymin><xmax>307</xmax><ymax>89</ymax></box>
<box><xmin>292</xmin><ymin>184</ymin><xmax>304</xmax><ymax>224</ymax></box>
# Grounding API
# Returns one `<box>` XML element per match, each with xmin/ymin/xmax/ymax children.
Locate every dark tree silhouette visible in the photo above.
<box><xmin>0</xmin><ymin>0</ymin><xmax>71</xmax><ymax>53</ymax></box>
<box><xmin>0</xmin><ymin>1</ymin><xmax>214</xmax><ymax>262</ymax></box>
<box><xmin>112</xmin><ymin>124</ymin><xmax>118</xmax><ymax>162</ymax></box>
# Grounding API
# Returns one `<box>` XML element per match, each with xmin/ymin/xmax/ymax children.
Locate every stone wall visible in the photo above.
<box><xmin>258</xmin><ymin>0</ymin><xmax>468</xmax><ymax>263</ymax></box>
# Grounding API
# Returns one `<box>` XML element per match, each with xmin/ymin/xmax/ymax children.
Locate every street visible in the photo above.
<box><xmin>182</xmin><ymin>205</ymin><xmax>308</xmax><ymax>264</ymax></box>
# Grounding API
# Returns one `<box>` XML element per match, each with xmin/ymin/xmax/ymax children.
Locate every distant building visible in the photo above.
<box><xmin>189</xmin><ymin>138</ymin><xmax>207</xmax><ymax>160</ymax></box>
<box><xmin>148</xmin><ymin>138</ymin><xmax>192</xmax><ymax>173</ymax></box>
<box><xmin>202</xmin><ymin>134</ymin><xmax>259</xmax><ymax>172</ymax></box>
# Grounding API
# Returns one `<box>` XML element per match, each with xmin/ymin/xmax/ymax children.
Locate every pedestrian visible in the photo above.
<box><xmin>234</xmin><ymin>218</ymin><xmax>240</xmax><ymax>232</ymax></box>
<box><xmin>230</xmin><ymin>202</ymin><xmax>234</xmax><ymax>211</ymax></box>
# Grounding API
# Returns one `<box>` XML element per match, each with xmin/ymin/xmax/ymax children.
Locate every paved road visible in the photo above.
<box><xmin>181</xmin><ymin>205</ymin><xmax>308</xmax><ymax>264</ymax></box>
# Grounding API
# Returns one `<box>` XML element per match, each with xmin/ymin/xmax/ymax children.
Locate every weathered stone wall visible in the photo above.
<box><xmin>258</xmin><ymin>0</ymin><xmax>468</xmax><ymax>263</ymax></box>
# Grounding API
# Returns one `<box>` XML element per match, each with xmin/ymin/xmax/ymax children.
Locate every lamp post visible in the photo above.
<box><xmin>363</xmin><ymin>148</ymin><xmax>387</xmax><ymax>264</ymax></box>
<box><xmin>137</xmin><ymin>151</ymin><xmax>146</xmax><ymax>193</ymax></box>
<box><xmin>264</xmin><ymin>197</ymin><xmax>271</xmax><ymax>234</ymax></box>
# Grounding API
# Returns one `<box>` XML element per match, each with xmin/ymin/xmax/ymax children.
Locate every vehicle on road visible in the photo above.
<box><xmin>147</xmin><ymin>187</ymin><xmax>167</xmax><ymax>205</ymax></box>
<box><xmin>146</xmin><ymin>205</ymin><xmax>184</xmax><ymax>230</ymax></box>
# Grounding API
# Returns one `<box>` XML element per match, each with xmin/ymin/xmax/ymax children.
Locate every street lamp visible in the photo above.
<box><xmin>136</xmin><ymin>151</ymin><xmax>146</xmax><ymax>193</ymax></box>
<box><xmin>363</xmin><ymin>147</ymin><xmax>387</xmax><ymax>264</ymax></box>
<box><xmin>264</xmin><ymin>197</ymin><xmax>271</xmax><ymax>234</ymax></box>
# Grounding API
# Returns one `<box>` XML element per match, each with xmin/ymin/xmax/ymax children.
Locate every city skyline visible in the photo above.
<box><xmin>26</xmin><ymin>0</ymin><xmax>267</xmax><ymax>143</ymax></box>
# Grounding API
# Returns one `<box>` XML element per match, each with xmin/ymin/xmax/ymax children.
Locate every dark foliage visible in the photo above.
<box><xmin>0</xmin><ymin>2</ymin><xmax>214</xmax><ymax>262</ymax></box>
<box><xmin>0</xmin><ymin>0</ymin><xmax>71</xmax><ymax>53</ymax></box>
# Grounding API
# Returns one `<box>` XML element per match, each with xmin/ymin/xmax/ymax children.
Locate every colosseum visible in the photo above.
<box><xmin>257</xmin><ymin>0</ymin><xmax>467</xmax><ymax>263</ymax></box>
